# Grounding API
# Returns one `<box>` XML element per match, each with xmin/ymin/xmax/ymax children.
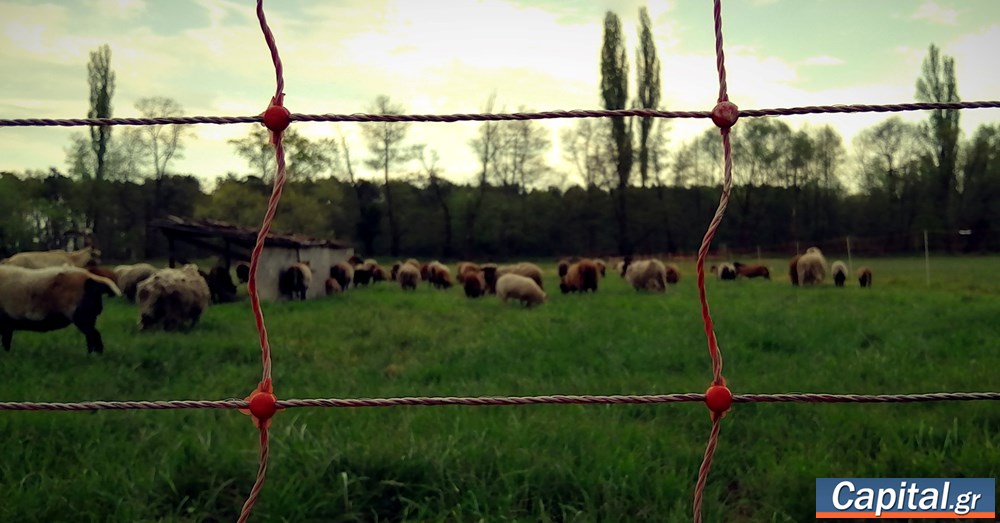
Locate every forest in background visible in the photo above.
<box><xmin>2</xmin><ymin>9</ymin><xmax>998</xmax><ymax>262</ymax></box>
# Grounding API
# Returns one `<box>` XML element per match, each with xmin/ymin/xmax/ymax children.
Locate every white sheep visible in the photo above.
<box><xmin>497</xmin><ymin>262</ymin><xmax>544</xmax><ymax>290</ymax></box>
<box><xmin>831</xmin><ymin>261</ymin><xmax>848</xmax><ymax>287</ymax></box>
<box><xmin>114</xmin><ymin>263</ymin><xmax>159</xmax><ymax>302</ymax></box>
<box><xmin>796</xmin><ymin>247</ymin><xmax>828</xmax><ymax>286</ymax></box>
<box><xmin>136</xmin><ymin>264</ymin><xmax>211</xmax><ymax>330</ymax></box>
<box><xmin>624</xmin><ymin>259</ymin><xmax>668</xmax><ymax>292</ymax></box>
<box><xmin>2</xmin><ymin>246</ymin><xmax>101</xmax><ymax>269</ymax></box>
<box><xmin>0</xmin><ymin>264</ymin><xmax>121</xmax><ymax>354</ymax></box>
<box><xmin>496</xmin><ymin>273</ymin><xmax>547</xmax><ymax>307</ymax></box>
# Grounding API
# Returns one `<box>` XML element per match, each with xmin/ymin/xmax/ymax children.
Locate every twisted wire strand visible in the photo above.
<box><xmin>2</xmin><ymin>101</ymin><xmax>997</xmax><ymax>128</ymax></box>
<box><xmin>2</xmin><ymin>392</ymin><xmax>996</xmax><ymax>412</ymax></box>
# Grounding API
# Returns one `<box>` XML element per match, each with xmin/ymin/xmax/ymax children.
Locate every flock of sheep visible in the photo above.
<box><xmin>0</xmin><ymin>245</ymin><xmax>871</xmax><ymax>355</ymax></box>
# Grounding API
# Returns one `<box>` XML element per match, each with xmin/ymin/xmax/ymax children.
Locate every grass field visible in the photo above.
<box><xmin>1</xmin><ymin>256</ymin><xmax>998</xmax><ymax>522</ymax></box>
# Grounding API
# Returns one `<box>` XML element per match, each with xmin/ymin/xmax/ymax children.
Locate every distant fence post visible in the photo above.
<box><xmin>924</xmin><ymin>229</ymin><xmax>930</xmax><ymax>287</ymax></box>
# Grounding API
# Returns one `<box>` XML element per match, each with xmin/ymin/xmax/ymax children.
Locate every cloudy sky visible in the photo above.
<box><xmin>1</xmin><ymin>0</ymin><xmax>998</xmax><ymax>188</ymax></box>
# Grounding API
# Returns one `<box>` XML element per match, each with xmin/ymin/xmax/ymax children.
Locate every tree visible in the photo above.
<box><xmin>362</xmin><ymin>95</ymin><xmax>414</xmax><ymax>257</ymax></box>
<box><xmin>86</xmin><ymin>44</ymin><xmax>115</xmax><ymax>240</ymax></box>
<box><xmin>416</xmin><ymin>147</ymin><xmax>455</xmax><ymax>257</ymax></box>
<box><xmin>635</xmin><ymin>6</ymin><xmax>661</xmax><ymax>189</ymax></box>
<box><xmin>465</xmin><ymin>93</ymin><xmax>503</xmax><ymax>256</ymax></box>
<box><xmin>915</xmin><ymin>44</ymin><xmax>961</xmax><ymax>235</ymax></box>
<box><xmin>601</xmin><ymin>11</ymin><xmax>634</xmax><ymax>255</ymax></box>
<box><xmin>853</xmin><ymin>117</ymin><xmax>924</xmax><ymax>245</ymax></box>
<box><xmin>135</xmin><ymin>97</ymin><xmax>190</xmax><ymax>182</ymax></box>
<box><xmin>228</xmin><ymin>127</ymin><xmax>340</xmax><ymax>183</ymax></box>
<box><xmin>492</xmin><ymin>109</ymin><xmax>551</xmax><ymax>193</ymax></box>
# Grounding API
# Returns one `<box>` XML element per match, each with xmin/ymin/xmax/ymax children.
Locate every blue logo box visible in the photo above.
<box><xmin>816</xmin><ymin>478</ymin><xmax>995</xmax><ymax>519</ymax></box>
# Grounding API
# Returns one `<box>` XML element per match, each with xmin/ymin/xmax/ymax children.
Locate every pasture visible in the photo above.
<box><xmin>1</xmin><ymin>256</ymin><xmax>998</xmax><ymax>522</ymax></box>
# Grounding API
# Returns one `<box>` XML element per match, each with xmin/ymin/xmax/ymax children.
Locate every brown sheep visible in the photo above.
<box><xmin>789</xmin><ymin>255</ymin><xmax>802</xmax><ymax>286</ymax></box>
<box><xmin>496</xmin><ymin>273</ymin><xmax>547</xmax><ymax>307</ymax></box>
<box><xmin>279</xmin><ymin>262</ymin><xmax>312</xmax><ymax>300</ymax></box>
<box><xmin>480</xmin><ymin>263</ymin><xmax>499</xmax><ymax>294</ymax></box>
<box><xmin>857</xmin><ymin>267</ymin><xmax>872</xmax><ymax>288</ymax></box>
<box><xmin>390</xmin><ymin>262</ymin><xmax>402</xmax><ymax>281</ymax></box>
<box><xmin>427</xmin><ymin>261</ymin><xmax>454</xmax><ymax>289</ymax></box>
<box><xmin>733</xmin><ymin>262</ymin><xmax>770</xmax><ymax>279</ymax></box>
<box><xmin>330</xmin><ymin>262</ymin><xmax>354</xmax><ymax>290</ymax></box>
<box><xmin>463</xmin><ymin>268</ymin><xmax>486</xmax><ymax>298</ymax></box>
<box><xmin>0</xmin><ymin>264</ymin><xmax>121</xmax><ymax>354</ymax></box>
<box><xmin>665</xmin><ymin>263</ymin><xmax>681</xmax><ymax>284</ymax></box>
<box><xmin>235</xmin><ymin>261</ymin><xmax>251</xmax><ymax>284</ymax></box>
<box><xmin>594</xmin><ymin>259</ymin><xmax>607</xmax><ymax>277</ymax></box>
<box><xmin>353</xmin><ymin>264</ymin><xmax>373</xmax><ymax>287</ymax></box>
<box><xmin>560</xmin><ymin>259</ymin><xmax>599</xmax><ymax>294</ymax></box>
<box><xmin>397</xmin><ymin>263</ymin><xmax>421</xmax><ymax>291</ymax></box>
<box><xmin>324</xmin><ymin>277</ymin><xmax>342</xmax><ymax>295</ymax></box>
<box><xmin>456</xmin><ymin>262</ymin><xmax>479</xmax><ymax>284</ymax></box>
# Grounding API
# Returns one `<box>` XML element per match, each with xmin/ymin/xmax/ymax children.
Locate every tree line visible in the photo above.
<box><xmin>2</xmin><ymin>11</ymin><xmax>999</xmax><ymax>262</ymax></box>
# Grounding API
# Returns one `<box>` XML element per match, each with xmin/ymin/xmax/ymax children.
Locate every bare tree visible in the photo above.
<box><xmin>361</xmin><ymin>95</ymin><xmax>413</xmax><ymax>257</ymax></box>
<box><xmin>493</xmin><ymin>108</ymin><xmax>551</xmax><ymax>193</ymax></box>
<box><xmin>465</xmin><ymin>93</ymin><xmax>503</xmax><ymax>256</ymax></box>
<box><xmin>416</xmin><ymin>147</ymin><xmax>455</xmax><ymax>257</ymax></box>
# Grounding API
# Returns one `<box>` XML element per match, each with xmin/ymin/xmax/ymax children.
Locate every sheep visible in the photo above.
<box><xmin>0</xmin><ymin>264</ymin><xmax>121</xmax><ymax>354</ymax></box>
<box><xmin>370</xmin><ymin>264</ymin><xmax>389</xmax><ymax>282</ymax></box>
<box><xmin>480</xmin><ymin>263</ymin><xmax>499</xmax><ymax>294</ymax></box>
<box><xmin>733</xmin><ymin>262</ymin><xmax>770</xmax><ymax>279</ymax></box>
<box><xmin>623</xmin><ymin>258</ymin><xmax>668</xmax><ymax>292</ymax></box>
<box><xmin>857</xmin><ymin>267</ymin><xmax>873</xmax><ymax>288</ymax></box>
<box><xmin>456</xmin><ymin>262</ymin><xmax>480</xmax><ymax>284</ymax></box>
<box><xmin>831</xmin><ymin>261</ymin><xmax>848</xmax><ymax>287</ymax></box>
<box><xmin>235</xmin><ymin>261</ymin><xmax>251</xmax><ymax>284</ymax></box>
<box><xmin>796</xmin><ymin>247</ymin><xmax>828</xmax><ymax>286</ymax></box>
<box><xmin>114</xmin><ymin>263</ymin><xmax>159</xmax><ymax>302</ymax></box>
<box><xmin>789</xmin><ymin>255</ymin><xmax>802</xmax><ymax>286</ymax></box>
<box><xmin>404</xmin><ymin>258</ymin><xmax>420</xmax><ymax>269</ymax></box>
<box><xmin>324</xmin><ymin>277</ymin><xmax>343</xmax><ymax>295</ymax></box>
<box><xmin>560</xmin><ymin>259</ymin><xmax>599</xmax><ymax>294</ymax></box>
<box><xmin>205</xmin><ymin>266</ymin><xmax>238</xmax><ymax>303</ymax></box>
<box><xmin>496</xmin><ymin>273</ymin><xmax>547</xmax><ymax>307</ymax></box>
<box><xmin>1</xmin><ymin>246</ymin><xmax>101</xmax><ymax>269</ymax></box>
<box><xmin>665</xmin><ymin>263</ymin><xmax>681</xmax><ymax>284</ymax></box>
<box><xmin>135</xmin><ymin>264</ymin><xmax>211</xmax><ymax>331</ymax></box>
<box><xmin>462</xmin><ymin>268</ymin><xmax>487</xmax><ymax>298</ymax></box>
<box><xmin>347</xmin><ymin>254</ymin><xmax>364</xmax><ymax>266</ymax></box>
<box><xmin>614</xmin><ymin>260</ymin><xmax>625</xmax><ymax>277</ymax></box>
<box><xmin>330</xmin><ymin>262</ymin><xmax>355</xmax><ymax>290</ymax></box>
<box><xmin>710</xmin><ymin>263</ymin><xmax>737</xmax><ymax>281</ymax></box>
<box><xmin>278</xmin><ymin>262</ymin><xmax>312</xmax><ymax>300</ymax></box>
<box><xmin>427</xmin><ymin>261</ymin><xmax>454</xmax><ymax>289</ymax></box>
<box><xmin>353</xmin><ymin>264</ymin><xmax>372</xmax><ymax>287</ymax></box>
<box><xmin>594</xmin><ymin>259</ymin><xmax>607</xmax><ymax>277</ymax></box>
<box><xmin>390</xmin><ymin>262</ymin><xmax>402</xmax><ymax>281</ymax></box>
<box><xmin>496</xmin><ymin>262</ymin><xmax>544</xmax><ymax>290</ymax></box>
<box><xmin>86</xmin><ymin>265</ymin><xmax>119</xmax><ymax>286</ymax></box>
<box><xmin>397</xmin><ymin>263</ymin><xmax>421</xmax><ymax>291</ymax></box>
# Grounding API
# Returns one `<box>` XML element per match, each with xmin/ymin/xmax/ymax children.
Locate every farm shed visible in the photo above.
<box><xmin>152</xmin><ymin>215</ymin><xmax>353</xmax><ymax>301</ymax></box>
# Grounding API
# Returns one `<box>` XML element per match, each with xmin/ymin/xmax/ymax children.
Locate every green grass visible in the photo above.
<box><xmin>1</xmin><ymin>256</ymin><xmax>998</xmax><ymax>522</ymax></box>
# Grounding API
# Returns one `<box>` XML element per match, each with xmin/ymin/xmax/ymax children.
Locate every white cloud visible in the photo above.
<box><xmin>911</xmin><ymin>1</ymin><xmax>958</xmax><ymax>26</ymax></box>
<box><xmin>803</xmin><ymin>55</ymin><xmax>844</xmax><ymax>66</ymax></box>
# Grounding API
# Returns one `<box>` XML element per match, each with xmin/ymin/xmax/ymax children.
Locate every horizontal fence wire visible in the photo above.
<box><xmin>1</xmin><ymin>101</ymin><xmax>998</xmax><ymax>128</ymax></box>
<box><xmin>1</xmin><ymin>392</ymin><xmax>997</xmax><ymax>412</ymax></box>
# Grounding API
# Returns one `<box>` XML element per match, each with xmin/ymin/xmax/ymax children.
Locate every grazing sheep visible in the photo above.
<box><xmin>711</xmin><ymin>263</ymin><xmax>737</xmax><ymax>281</ymax></box>
<box><xmin>397</xmin><ymin>263</ymin><xmax>421</xmax><ymax>291</ymax></box>
<box><xmin>390</xmin><ymin>262</ymin><xmax>402</xmax><ymax>281</ymax></box>
<box><xmin>796</xmin><ymin>247</ymin><xmax>828</xmax><ymax>286</ymax></box>
<box><xmin>614</xmin><ymin>260</ymin><xmax>625</xmax><ymax>277</ymax></box>
<box><xmin>136</xmin><ymin>264</ymin><xmax>210</xmax><ymax>331</ymax></box>
<box><xmin>235</xmin><ymin>262</ymin><xmax>251</xmax><ymax>284</ymax></box>
<box><xmin>330</xmin><ymin>262</ymin><xmax>355</xmax><ymax>290</ymax></box>
<box><xmin>560</xmin><ymin>259</ymin><xmax>599</xmax><ymax>294</ymax></box>
<box><xmin>205</xmin><ymin>266</ymin><xmax>238</xmax><ymax>303</ymax></box>
<box><xmin>594</xmin><ymin>259</ymin><xmax>607</xmax><ymax>277</ymax></box>
<box><xmin>404</xmin><ymin>258</ymin><xmax>420</xmax><ymax>269</ymax></box>
<box><xmin>733</xmin><ymin>262</ymin><xmax>770</xmax><ymax>279</ymax></box>
<box><xmin>347</xmin><ymin>255</ymin><xmax>364</xmax><ymax>266</ymax></box>
<box><xmin>857</xmin><ymin>267</ymin><xmax>873</xmax><ymax>288</ymax></box>
<box><xmin>456</xmin><ymin>262</ymin><xmax>479</xmax><ymax>284</ymax></box>
<box><xmin>1</xmin><ymin>246</ymin><xmax>101</xmax><ymax>269</ymax></box>
<box><xmin>496</xmin><ymin>262</ymin><xmax>544</xmax><ymax>290</ymax></box>
<box><xmin>831</xmin><ymin>261</ymin><xmax>848</xmax><ymax>287</ymax></box>
<box><xmin>480</xmin><ymin>263</ymin><xmax>499</xmax><ymax>294</ymax></box>
<box><xmin>665</xmin><ymin>263</ymin><xmax>681</xmax><ymax>285</ymax></box>
<box><xmin>370</xmin><ymin>264</ymin><xmax>389</xmax><ymax>282</ymax></box>
<box><xmin>114</xmin><ymin>263</ymin><xmax>159</xmax><ymax>302</ymax></box>
<box><xmin>623</xmin><ymin>258</ymin><xmax>668</xmax><ymax>292</ymax></box>
<box><xmin>353</xmin><ymin>264</ymin><xmax>372</xmax><ymax>287</ymax></box>
<box><xmin>0</xmin><ymin>265</ymin><xmax>121</xmax><ymax>354</ymax></box>
<box><xmin>278</xmin><ymin>262</ymin><xmax>312</xmax><ymax>300</ymax></box>
<box><xmin>324</xmin><ymin>277</ymin><xmax>343</xmax><ymax>295</ymax></box>
<box><xmin>427</xmin><ymin>261</ymin><xmax>454</xmax><ymax>289</ymax></box>
<box><xmin>496</xmin><ymin>273</ymin><xmax>547</xmax><ymax>307</ymax></box>
<box><xmin>789</xmin><ymin>255</ymin><xmax>802</xmax><ymax>286</ymax></box>
<box><xmin>462</xmin><ymin>269</ymin><xmax>487</xmax><ymax>298</ymax></box>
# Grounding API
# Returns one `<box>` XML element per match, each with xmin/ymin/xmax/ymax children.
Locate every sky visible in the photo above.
<box><xmin>1</xmin><ymin>0</ymin><xmax>998</xmax><ymax>189</ymax></box>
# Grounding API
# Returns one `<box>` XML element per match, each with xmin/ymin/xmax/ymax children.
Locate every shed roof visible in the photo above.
<box><xmin>152</xmin><ymin>215</ymin><xmax>352</xmax><ymax>250</ymax></box>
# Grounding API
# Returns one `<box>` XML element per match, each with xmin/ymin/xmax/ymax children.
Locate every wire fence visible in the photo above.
<box><xmin>1</xmin><ymin>1</ymin><xmax>998</xmax><ymax>521</ymax></box>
